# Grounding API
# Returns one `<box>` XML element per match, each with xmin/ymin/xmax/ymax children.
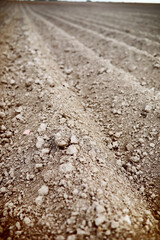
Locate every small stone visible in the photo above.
<box><xmin>38</xmin><ymin>123</ymin><xmax>47</xmax><ymax>133</ymax></box>
<box><xmin>67</xmin><ymin>235</ymin><xmax>76</xmax><ymax>240</ymax></box>
<box><xmin>36</xmin><ymin>137</ymin><xmax>44</xmax><ymax>149</ymax></box>
<box><xmin>23</xmin><ymin>217</ymin><xmax>31</xmax><ymax>225</ymax></box>
<box><xmin>67</xmin><ymin>119</ymin><xmax>75</xmax><ymax>128</ymax></box>
<box><xmin>141</xmin><ymin>81</ymin><xmax>146</xmax><ymax>86</ymax></box>
<box><xmin>117</xmin><ymin>159</ymin><xmax>122</xmax><ymax>166</ymax></box>
<box><xmin>55</xmin><ymin>132</ymin><xmax>69</xmax><ymax>148</ymax></box>
<box><xmin>0</xmin><ymin>187</ymin><xmax>7</xmax><ymax>193</ymax></box>
<box><xmin>10</xmin><ymin>79</ymin><xmax>16</xmax><ymax>85</ymax></box>
<box><xmin>131</xmin><ymin>166</ymin><xmax>137</xmax><ymax>173</ymax></box>
<box><xmin>138</xmin><ymin>138</ymin><xmax>144</xmax><ymax>144</ymax></box>
<box><xmin>15</xmin><ymin>222</ymin><xmax>21</xmax><ymax>230</ymax></box>
<box><xmin>115</xmin><ymin>132</ymin><xmax>122</xmax><ymax>138</ymax></box>
<box><xmin>35</xmin><ymin>163</ymin><xmax>43</xmax><ymax>170</ymax></box>
<box><xmin>16</xmin><ymin>114</ymin><xmax>23</xmax><ymax>121</ymax></box>
<box><xmin>0</xmin><ymin>102</ymin><xmax>5</xmax><ymax>109</ymax></box>
<box><xmin>6</xmin><ymin>131</ymin><xmax>12</xmax><ymax>138</ymax></box>
<box><xmin>25</xmin><ymin>78</ymin><xmax>33</xmax><ymax>87</ymax></box>
<box><xmin>59</xmin><ymin>118</ymin><xmax>66</xmax><ymax>124</ymax></box>
<box><xmin>65</xmin><ymin>68</ymin><xmax>73</xmax><ymax>75</ymax></box>
<box><xmin>38</xmin><ymin>185</ymin><xmax>49</xmax><ymax>196</ymax></box>
<box><xmin>106</xmin><ymin>230</ymin><xmax>111</xmax><ymax>235</ymax></box>
<box><xmin>1</xmin><ymin>125</ymin><xmax>6</xmax><ymax>131</ymax></box>
<box><xmin>128</xmin><ymin>64</ymin><xmax>137</xmax><ymax>72</ymax></box>
<box><xmin>130</xmin><ymin>156</ymin><xmax>140</xmax><ymax>163</ymax></box>
<box><xmin>92</xmin><ymin>167</ymin><xmax>99</xmax><ymax>173</ymax></box>
<box><xmin>112</xmin><ymin>141</ymin><xmax>118</xmax><ymax>148</ymax></box>
<box><xmin>15</xmin><ymin>106</ymin><xmax>23</xmax><ymax>113</ymax></box>
<box><xmin>122</xmin><ymin>215</ymin><xmax>131</xmax><ymax>225</ymax></box>
<box><xmin>0</xmin><ymin>112</ymin><xmax>5</xmax><ymax>119</ymax></box>
<box><xmin>77</xmin><ymin>228</ymin><xmax>86</xmax><ymax>235</ymax></box>
<box><xmin>35</xmin><ymin>195</ymin><xmax>43</xmax><ymax>206</ymax></box>
<box><xmin>41</xmin><ymin>148</ymin><xmax>50</xmax><ymax>154</ymax></box>
<box><xmin>149</xmin><ymin>143</ymin><xmax>155</xmax><ymax>148</ymax></box>
<box><xmin>66</xmin><ymin>145</ymin><xmax>78</xmax><ymax>155</ymax></box>
<box><xmin>100</xmin><ymin>180</ymin><xmax>107</xmax><ymax>187</ymax></box>
<box><xmin>71</xmin><ymin>135</ymin><xmax>78</xmax><ymax>144</ymax></box>
<box><xmin>55</xmin><ymin>236</ymin><xmax>65</xmax><ymax>240</ymax></box>
<box><xmin>95</xmin><ymin>215</ymin><xmax>106</xmax><ymax>226</ymax></box>
<box><xmin>126</xmin><ymin>143</ymin><xmax>133</xmax><ymax>151</ymax></box>
<box><xmin>122</xmin><ymin>208</ymin><xmax>129</xmax><ymax>214</ymax></box>
<box><xmin>73</xmin><ymin>189</ymin><xmax>78</xmax><ymax>195</ymax></box>
<box><xmin>47</xmin><ymin>77</ymin><xmax>55</xmax><ymax>87</ymax></box>
<box><xmin>35</xmin><ymin>78</ymin><xmax>41</xmax><ymax>84</ymax></box>
<box><xmin>96</xmin><ymin>205</ymin><xmax>105</xmax><ymax>214</ymax></box>
<box><xmin>59</xmin><ymin>162</ymin><xmax>74</xmax><ymax>173</ymax></box>
<box><xmin>98</xmin><ymin>67</ymin><xmax>106</xmax><ymax>74</ymax></box>
<box><xmin>111</xmin><ymin>220</ymin><xmax>119</xmax><ymax>229</ymax></box>
<box><xmin>144</xmin><ymin>104</ymin><xmax>152</xmax><ymax>113</ymax></box>
<box><xmin>97</xmin><ymin>189</ymin><xmax>103</xmax><ymax>196</ymax></box>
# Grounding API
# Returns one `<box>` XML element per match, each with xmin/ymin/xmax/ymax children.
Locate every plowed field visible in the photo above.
<box><xmin>0</xmin><ymin>1</ymin><xmax>160</xmax><ymax>240</ymax></box>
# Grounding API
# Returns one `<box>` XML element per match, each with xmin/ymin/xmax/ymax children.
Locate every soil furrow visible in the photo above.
<box><xmin>32</xmin><ymin>4</ymin><xmax>160</xmax><ymax>43</ymax></box>
<box><xmin>31</xmin><ymin>6</ymin><xmax>160</xmax><ymax>91</ymax></box>
<box><xmin>41</xmin><ymin>8</ymin><xmax>160</xmax><ymax>56</ymax></box>
<box><xmin>37</xmin><ymin>3</ymin><xmax>160</xmax><ymax>42</ymax></box>
<box><xmin>0</xmin><ymin>2</ymin><xmax>160</xmax><ymax>240</ymax></box>
<box><xmin>27</xmin><ymin>5</ymin><xmax>160</xmax><ymax>204</ymax></box>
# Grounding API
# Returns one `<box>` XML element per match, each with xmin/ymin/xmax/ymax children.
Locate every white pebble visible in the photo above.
<box><xmin>0</xmin><ymin>187</ymin><xmax>7</xmax><ymax>193</ymax></box>
<box><xmin>96</xmin><ymin>205</ymin><xmax>105</xmax><ymax>214</ymax></box>
<box><xmin>95</xmin><ymin>215</ymin><xmax>106</xmax><ymax>226</ymax></box>
<box><xmin>66</xmin><ymin>145</ymin><xmax>78</xmax><ymax>155</ymax></box>
<box><xmin>55</xmin><ymin>132</ymin><xmax>69</xmax><ymax>148</ymax></box>
<box><xmin>38</xmin><ymin>123</ymin><xmax>47</xmax><ymax>133</ymax></box>
<box><xmin>36</xmin><ymin>137</ymin><xmax>44</xmax><ymax>149</ymax></box>
<box><xmin>1</xmin><ymin>125</ymin><xmax>6</xmax><ymax>131</ymax></box>
<box><xmin>35</xmin><ymin>163</ymin><xmax>43</xmax><ymax>170</ymax></box>
<box><xmin>59</xmin><ymin>162</ymin><xmax>74</xmax><ymax>173</ymax></box>
<box><xmin>150</xmin><ymin>143</ymin><xmax>155</xmax><ymax>148</ymax></box>
<box><xmin>35</xmin><ymin>196</ymin><xmax>43</xmax><ymax>206</ymax></box>
<box><xmin>111</xmin><ymin>220</ymin><xmax>119</xmax><ymax>229</ymax></box>
<box><xmin>71</xmin><ymin>135</ymin><xmax>78</xmax><ymax>144</ymax></box>
<box><xmin>38</xmin><ymin>185</ymin><xmax>49</xmax><ymax>196</ymax></box>
<box><xmin>145</xmin><ymin>104</ymin><xmax>152</xmax><ymax>113</ymax></box>
<box><xmin>23</xmin><ymin>217</ymin><xmax>31</xmax><ymax>225</ymax></box>
<box><xmin>47</xmin><ymin>77</ymin><xmax>55</xmax><ymax>87</ymax></box>
<box><xmin>0</xmin><ymin>112</ymin><xmax>5</xmax><ymax>119</ymax></box>
<box><xmin>117</xmin><ymin>159</ymin><xmax>122</xmax><ymax>166</ymax></box>
<box><xmin>15</xmin><ymin>222</ymin><xmax>21</xmax><ymax>230</ymax></box>
<box><xmin>122</xmin><ymin>215</ymin><xmax>131</xmax><ymax>225</ymax></box>
<box><xmin>67</xmin><ymin>235</ymin><xmax>76</xmax><ymax>240</ymax></box>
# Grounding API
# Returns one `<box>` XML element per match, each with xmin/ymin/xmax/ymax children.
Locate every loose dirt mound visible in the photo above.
<box><xmin>0</xmin><ymin>2</ymin><xmax>160</xmax><ymax>240</ymax></box>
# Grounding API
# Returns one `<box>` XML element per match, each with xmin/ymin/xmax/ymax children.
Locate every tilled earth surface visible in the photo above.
<box><xmin>0</xmin><ymin>1</ymin><xmax>160</xmax><ymax>240</ymax></box>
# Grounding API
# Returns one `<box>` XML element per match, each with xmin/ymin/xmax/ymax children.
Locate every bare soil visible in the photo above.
<box><xmin>0</xmin><ymin>1</ymin><xmax>160</xmax><ymax>240</ymax></box>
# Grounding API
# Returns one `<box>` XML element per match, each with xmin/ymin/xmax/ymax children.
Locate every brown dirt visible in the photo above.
<box><xmin>0</xmin><ymin>1</ymin><xmax>160</xmax><ymax>240</ymax></box>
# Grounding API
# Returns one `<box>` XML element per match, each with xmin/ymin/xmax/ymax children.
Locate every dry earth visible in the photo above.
<box><xmin>0</xmin><ymin>1</ymin><xmax>160</xmax><ymax>239</ymax></box>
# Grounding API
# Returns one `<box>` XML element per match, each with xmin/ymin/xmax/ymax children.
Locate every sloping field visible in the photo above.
<box><xmin>0</xmin><ymin>1</ymin><xmax>160</xmax><ymax>239</ymax></box>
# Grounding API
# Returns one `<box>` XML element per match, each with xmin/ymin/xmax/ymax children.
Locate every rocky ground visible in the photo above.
<box><xmin>0</xmin><ymin>1</ymin><xmax>160</xmax><ymax>239</ymax></box>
